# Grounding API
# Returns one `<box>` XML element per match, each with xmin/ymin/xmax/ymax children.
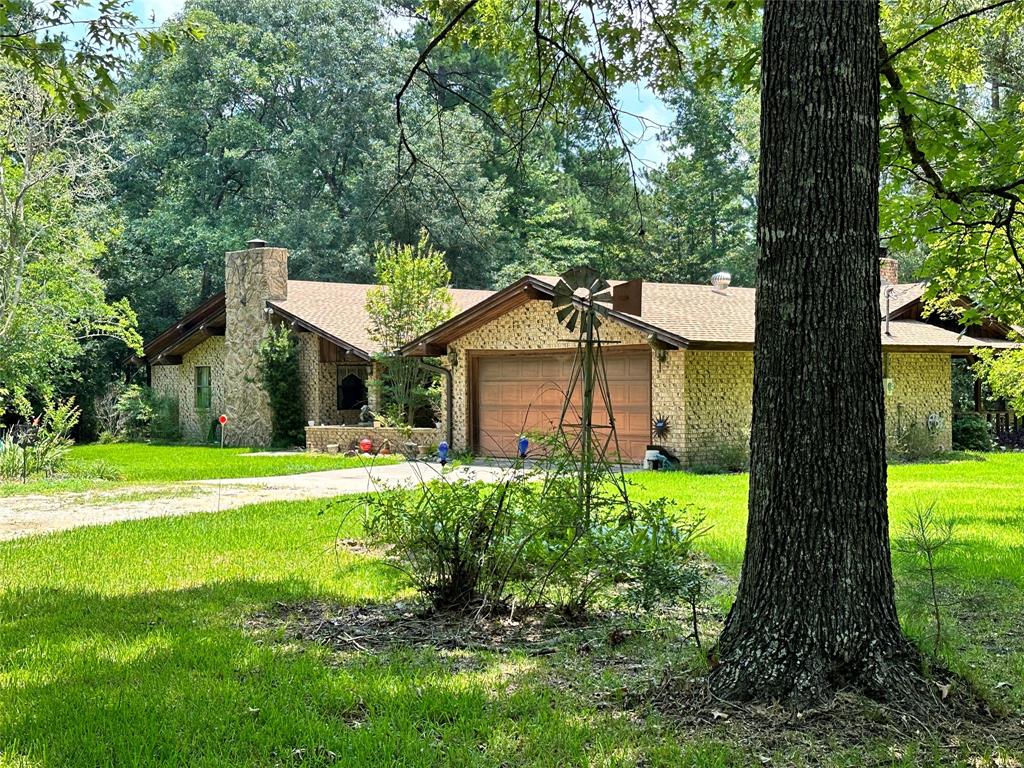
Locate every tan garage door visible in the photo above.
<box><xmin>473</xmin><ymin>349</ymin><xmax>651</xmax><ymax>463</ymax></box>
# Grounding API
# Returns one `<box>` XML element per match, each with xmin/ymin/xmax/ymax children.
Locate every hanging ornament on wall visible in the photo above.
<box><xmin>652</xmin><ymin>414</ymin><xmax>671</xmax><ymax>439</ymax></box>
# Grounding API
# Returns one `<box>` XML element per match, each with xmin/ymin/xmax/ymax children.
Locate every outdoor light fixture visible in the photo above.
<box><xmin>438</xmin><ymin>440</ymin><xmax>449</xmax><ymax>467</ymax></box>
<box><xmin>517</xmin><ymin>435</ymin><xmax>529</xmax><ymax>459</ymax></box>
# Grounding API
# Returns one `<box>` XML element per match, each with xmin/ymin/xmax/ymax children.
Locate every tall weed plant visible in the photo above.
<box><xmin>0</xmin><ymin>398</ymin><xmax>80</xmax><ymax>481</ymax></box>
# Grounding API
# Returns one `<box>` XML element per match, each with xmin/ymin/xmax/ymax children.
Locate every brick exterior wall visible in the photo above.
<box><xmin>150</xmin><ymin>336</ymin><xmax>227</xmax><ymax>442</ymax></box>
<box><xmin>680</xmin><ymin>350</ymin><xmax>754</xmax><ymax>467</ymax></box>
<box><xmin>650</xmin><ymin>350</ymin><xmax>686</xmax><ymax>460</ymax></box>
<box><xmin>885</xmin><ymin>352</ymin><xmax>953</xmax><ymax>451</ymax></box>
<box><xmin>442</xmin><ymin>299</ymin><xmax>955</xmax><ymax>466</ymax></box>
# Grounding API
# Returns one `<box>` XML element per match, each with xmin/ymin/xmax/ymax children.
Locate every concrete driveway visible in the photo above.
<box><xmin>0</xmin><ymin>461</ymin><xmax>509</xmax><ymax>542</ymax></box>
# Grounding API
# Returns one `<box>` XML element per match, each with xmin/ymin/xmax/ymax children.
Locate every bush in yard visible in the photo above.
<box><xmin>258</xmin><ymin>325</ymin><xmax>306</xmax><ymax>447</ymax></box>
<box><xmin>356</xmin><ymin>450</ymin><xmax>707</xmax><ymax>616</ymax></box>
<box><xmin>0</xmin><ymin>398</ymin><xmax>79</xmax><ymax>481</ymax></box>
<box><xmin>604</xmin><ymin>498</ymin><xmax>708</xmax><ymax>613</ymax></box>
<box><xmin>94</xmin><ymin>383</ymin><xmax>180</xmax><ymax>443</ymax></box>
<box><xmin>148</xmin><ymin>392</ymin><xmax>181</xmax><ymax>442</ymax></box>
<box><xmin>893</xmin><ymin>421</ymin><xmax>939</xmax><ymax>461</ymax></box>
<box><xmin>114</xmin><ymin>384</ymin><xmax>154</xmax><ymax>439</ymax></box>
<box><xmin>952</xmin><ymin>413</ymin><xmax>993</xmax><ymax>452</ymax></box>
<box><xmin>521</xmin><ymin>474</ymin><xmax>708</xmax><ymax>617</ymax></box>
<box><xmin>359</xmin><ymin>476</ymin><xmax>535</xmax><ymax>610</ymax></box>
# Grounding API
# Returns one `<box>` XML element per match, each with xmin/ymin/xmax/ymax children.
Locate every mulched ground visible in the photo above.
<box><xmin>249</xmin><ymin>599</ymin><xmax>1024</xmax><ymax>766</ymax></box>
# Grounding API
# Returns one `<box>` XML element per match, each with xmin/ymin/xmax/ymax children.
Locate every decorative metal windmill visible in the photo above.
<box><xmin>551</xmin><ymin>267</ymin><xmax>629</xmax><ymax>520</ymax></box>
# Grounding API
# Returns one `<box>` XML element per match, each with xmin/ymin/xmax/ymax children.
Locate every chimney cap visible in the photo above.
<box><xmin>247</xmin><ymin>238</ymin><xmax>268</xmax><ymax>249</ymax></box>
<box><xmin>711</xmin><ymin>271</ymin><xmax>731</xmax><ymax>291</ymax></box>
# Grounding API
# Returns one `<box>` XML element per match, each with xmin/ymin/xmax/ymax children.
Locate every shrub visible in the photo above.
<box><xmin>360</xmin><ymin>477</ymin><xmax>532</xmax><ymax>610</ymax></box>
<box><xmin>258</xmin><ymin>325</ymin><xmax>306</xmax><ymax>447</ymax></box>
<box><xmin>952</xmin><ymin>413</ymin><xmax>993</xmax><ymax>452</ymax></box>
<box><xmin>149</xmin><ymin>392</ymin><xmax>181</xmax><ymax>442</ymax></box>
<box><xmin>356</xmin><ymin>454</ymin><xmax>707</xmax><ymax>617</ymax></box>
<box><xmin>95</xmin><ymin>383</ymin><xmax>180</xmax><ymax>443</ymax></box>
<box><xmin>893</xmin><ymin>421</ymin><xmax>938</xmax><ymax>461</ymax></box>
<box><xmin>114</xmin><ymin>384</ymin><xmax>154</xmax><ymax>439</ymax></box>
<box><xmin>604</xmin><ymin>498</ymin><xmax>708</xmax><ymax>613</ymax></box>
<box><xmin>689</xmin><ymin>436</ymin><xmax>749</xmax><ymax>474</ymax></box>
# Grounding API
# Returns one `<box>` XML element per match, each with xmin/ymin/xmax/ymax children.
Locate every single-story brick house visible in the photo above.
<box><xmin>145</xmin><ymin>240</ymin><xmax>1018</xmax><ymax>464</ymax></box>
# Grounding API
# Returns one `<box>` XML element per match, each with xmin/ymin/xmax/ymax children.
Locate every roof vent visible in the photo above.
<box><xmin>711</xmin><ymin>271</ymin><xmax>731</xmax><ymax>292</ymax></box>
<box><xmin>247</xmin><ymin>238</ymin><xmax>268</xmax><ymax>249</ymax></box>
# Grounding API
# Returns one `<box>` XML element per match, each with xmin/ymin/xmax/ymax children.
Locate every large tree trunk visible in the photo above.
<box><xmin>709</xmin><ymin>0</ymin><xmax>919</xmax><ymax>702</ymax></box>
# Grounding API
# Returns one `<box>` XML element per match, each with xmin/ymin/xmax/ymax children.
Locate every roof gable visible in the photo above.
<box><xmin>143</xmin><ymin>292</ymin><xmax>226</xmax><ymax>362</ymax></box>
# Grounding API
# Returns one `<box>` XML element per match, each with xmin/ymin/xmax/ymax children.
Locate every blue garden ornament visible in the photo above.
<box><xmin>517</xmin><ymin>435</ymin><xmax>529</xmax><ymax>459</ymax></box>
<box><xmin>438</xmin><ymin>441</ymin><xmax>449</xmax><ymax>467</ymax></box>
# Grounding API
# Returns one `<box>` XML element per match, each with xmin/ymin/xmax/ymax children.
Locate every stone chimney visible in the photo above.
<box><xmin>879</xmin><ymin>252</ymin><xmax>899</xmax><ymax>285</ymax></box>
<box><xmin>223</xmin><ymin>239</ymin><xmax>289</xmax><ymax>446</ymax></box>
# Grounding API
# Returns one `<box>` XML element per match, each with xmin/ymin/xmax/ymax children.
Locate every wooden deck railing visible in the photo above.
<box><xmin>984</xmin><ymin>410</ymin><xmax>1020</xmax><ymax>438</ymax></box>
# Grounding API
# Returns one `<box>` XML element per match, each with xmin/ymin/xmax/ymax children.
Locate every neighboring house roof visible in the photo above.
<box><xmin>144</xmin><ymin>280</ymin><xmax>494</xmax><ymax>363</ymax></box>
<box><xmin>402</xmin><ymin>276</ymin><xmax>1019</xmax><ymax>356</ymax></box>
<box><xmin>267</xmin><ymin>281</ymin><xmax>494</xmax><ymax>359</ymax></box>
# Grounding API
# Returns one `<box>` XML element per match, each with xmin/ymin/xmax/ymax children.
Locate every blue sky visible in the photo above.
<box><xmin>131</xmin><ymin>0</ymin><xmax>183</xmax><ymax>25</ymax></box>
<box><xmin>617</xmin><ymin>83</ymin><xmax>673</xmax><ymax>169</ymax></box>
<box><xmin>125</xmin><ymin>0</ymin><xmax>673</xmax><ymax>167</ymax></box>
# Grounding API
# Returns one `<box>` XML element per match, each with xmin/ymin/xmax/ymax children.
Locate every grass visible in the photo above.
<box><xmin>0</xmin><ymin>443</ymin><xmax>399</xmax><ymax>496</ymax></box>
<box><xmin>0</xmin><ymin>452</ymin><xmax>1022</xmax><ymax>766</ymax></box>
<box><xmin>631</xmin><ymin>452</ymin><xmax>1024</xmax><ymax>708</ymax></box>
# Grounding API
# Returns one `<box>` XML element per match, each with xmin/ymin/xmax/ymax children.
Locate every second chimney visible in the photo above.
<box><xmin>879</xmin><ymin>255</ymin><xmax>899</xmax><ymax>285</ymax></box>
<box><xmin>612</xmin><ymin>279</ymin><xmax>642</xmax><ymax>315</ymax></box>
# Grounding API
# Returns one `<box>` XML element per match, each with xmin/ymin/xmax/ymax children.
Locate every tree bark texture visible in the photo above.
<box><xmin>709</xmin><ymin>0</ymin><xmax>918</xmax><ymax>702</ymax></box>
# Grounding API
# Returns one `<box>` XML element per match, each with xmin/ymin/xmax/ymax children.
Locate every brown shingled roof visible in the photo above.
<box><xmin>880</xmin><ymin>282</ymin><xmax>927</xmax><ymax>318</ymax></box>
<box><xmin>880</xmin><ymin>320</ymin><xmax>1019</xmax><ymax>351</ymax></box>
<box><xmin>269</xmin><ymin>281</ymin><xmax>494</xmax><ymax>357</ymax></box>
<box><xmin>403</xmin><ymin>275</ymin><xmax>1018</xmax><ymax>355</ymax></box>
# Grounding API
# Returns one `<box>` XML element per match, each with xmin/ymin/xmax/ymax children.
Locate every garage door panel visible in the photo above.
<box><xmin>473</xmin><ymin>350</ymin><xmax>650</xmax><ymax>463</ymax></box>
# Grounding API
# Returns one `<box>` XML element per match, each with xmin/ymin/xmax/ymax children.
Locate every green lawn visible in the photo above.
<box><xmin>0</xmin><ymin>443</ymin><xmax>399</xmax><ymax>496</ymax></box>
<box><xmin>0</xmin><ymin>453</ymin><xmax>1021</xmax><ymax>766</ymax></box>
